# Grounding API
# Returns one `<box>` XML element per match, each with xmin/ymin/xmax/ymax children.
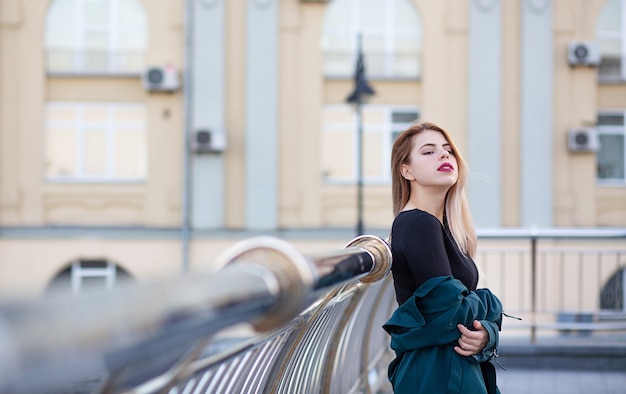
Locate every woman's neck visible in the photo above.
<box><xmin>405</xmin><ymin>189</ymin><xmax>447</xmax><ymax>223</ymax></box>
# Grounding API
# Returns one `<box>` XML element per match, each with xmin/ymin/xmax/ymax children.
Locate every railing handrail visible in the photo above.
<box><xmin>477</xmin><ymin>227</ymin><xmax>626</xmax><ymax>238</ymax></box>
<box><xmin>0</xmin><ymin>235</ymin><xmax>392</xmax><ymax>393</ymax></box>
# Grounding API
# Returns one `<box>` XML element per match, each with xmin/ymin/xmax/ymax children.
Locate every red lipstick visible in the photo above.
<box><xmin>438</xmin><ymin>163</ymin><xmax>454</xmax><ymax>172</ymax></box>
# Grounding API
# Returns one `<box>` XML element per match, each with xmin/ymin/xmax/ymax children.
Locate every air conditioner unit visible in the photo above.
<box><xmin>568</xmin><ymin>128</ymin><xmax>600</xmax><ymax>153</ymax></box>
<box><xmin>142</xmin><ymin>66</ymin><xmax>180</xmax><ymax>92</ymax></box>
<box><xmin>567</xmin><ymin>42</ymin><xmax>600</xmax><ymax>67</ymax></box>
<box><xmin>191</xmin><ymin>129</ymin><xmax>226</xmax><ymax>153</ymax></box>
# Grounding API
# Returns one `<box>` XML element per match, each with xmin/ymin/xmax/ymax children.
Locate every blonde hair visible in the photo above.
<box><xmin>390</xmin><ymin>121</ymin><xmax>477</xmax><ymax>258</ymax></box>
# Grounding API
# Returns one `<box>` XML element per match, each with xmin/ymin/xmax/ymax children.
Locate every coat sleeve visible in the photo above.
<box><xmin>471</xmin><ymin>319</ymin><xmax>499</xmax><ymax>363</ymax></box>
<box><xmin>383</xmin><ymin>276</ymin><xmax>503</xmax><ymax>357</ymax></box>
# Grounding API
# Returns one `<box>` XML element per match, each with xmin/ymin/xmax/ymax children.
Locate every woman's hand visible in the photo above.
<box><xmin>454</xmin><ymin>320</ymin><xmax>489</xmax><ymax>356</ymax></box>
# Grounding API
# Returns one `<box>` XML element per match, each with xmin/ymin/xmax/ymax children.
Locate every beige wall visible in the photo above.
<box><xmin>279</xmin><ymin>1</ymin><xmax>325</xmax><ymax>228</ymax></box>
<box><xmin>2</xmin><ymin>0</ymin><xmax>624</xmax><ymax>230</ymax></box>
<box><xmin>0</xmin><ymin>239</ymin><xmax>182</xmax><ymax>298</ymax></box>
<box><xmin>553</xmin><ymin>0</ymin><xmax>600</xmax><ymax>226</ymax></box>
<box><xmin>0</xmin><ymin>236</ymin><xmax>352</xmax><ymax>298</ymax></box>
<box><xmin>0</xmin><ymin>0</ymin><xmax>185</xmax><ymax>227</ymax></box>
<box><xmin>0</xmin><ymin>0</ymin><xmax>624</xmax><ymax>298</ymax></box>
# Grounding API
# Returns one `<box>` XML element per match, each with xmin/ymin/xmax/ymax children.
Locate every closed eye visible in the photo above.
<box><xmin>418</xmin><ymin>143</ymin><xmax>453</xmax><ymax>155</ymax></box>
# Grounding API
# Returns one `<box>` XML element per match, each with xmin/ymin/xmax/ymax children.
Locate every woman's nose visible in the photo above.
<box><xmin>439</xmin><ymin>149</ymin><xmax>450</xmax><ymax>159</ymax></box>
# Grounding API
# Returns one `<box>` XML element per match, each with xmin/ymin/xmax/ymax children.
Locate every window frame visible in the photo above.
<box><xmin>596</xmin><ymin>110</ymin><xmax>626</xmax><ymax>186</ymax></box>
<box><xmin>70</xmin><ymin>260</ymin><xmax>117</xmax><ymax>295</ymax></box>
<box><xmin>45</xmin><ymin>101</ymin><xmax>147</xmax><ymax>184</ymax></box>
<box><xmin>322</xmin><ymin>104</ymin><xmax>419</xmax><ymax>185</ymax></box>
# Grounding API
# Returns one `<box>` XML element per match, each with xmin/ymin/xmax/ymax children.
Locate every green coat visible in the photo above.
<box><xmin>383</xmin><ymin>276</ymin><xmax>503</xmax><ymax>394</ymax></box>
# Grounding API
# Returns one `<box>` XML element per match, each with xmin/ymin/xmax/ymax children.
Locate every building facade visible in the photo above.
<box><xmin>0</xmin><ymin>0</ymin><xmax>625</xmax><ymax>297</ymax></box>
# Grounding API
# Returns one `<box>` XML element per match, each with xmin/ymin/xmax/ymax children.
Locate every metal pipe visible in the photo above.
<box><xmin>477</xmin><ymin>227</ymin><xmax>626</xmax><ymax>238</ymax></box>
<box><xmin>0</xmin><ymin>266</ymin><xmax>281</xmax><ymax>393</ymax></box>
<box><xmin>213</xmin><ymin>235</ymin><xmax>391</xmax><ymax>327</ymax></box>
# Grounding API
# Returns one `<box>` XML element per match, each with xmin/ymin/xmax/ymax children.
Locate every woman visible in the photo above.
<box><xmin>383</xmin><ymin>121</ymin><xmax>503</xmax><ymax>393</ymax></box>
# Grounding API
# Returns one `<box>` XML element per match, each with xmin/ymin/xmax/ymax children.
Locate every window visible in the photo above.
<box><xmin>322</xmin><ymin>105</ymin><xmax>419</xmax><ymax>183</ymax></box>
<box><xmin>322</xmin><ymin>0</ymin><xmax>422</xmax><ymax>79</ymax></box>
<box><xmin>597</xmin><ymin>111</ymin><xmax>626</xmax><ymax>184</ymax></box>
<box><xmin>597</xmin><ymin>0</ymin><xmax>626</xmax><ymax>81</ymax></box>
<box><xmin>47</xmin><ymin>260</ymin><xmax>133</xmax><ymax>296</ymax></box>
<box><xmin>45</xmin><ymin>102</ymin><xmax>147</xmax><ymax>182</ymax></box>
<box><xmin>45</xmin><ymin>0</ymin><xmax>147</xmax><ymax>74</ymax></box>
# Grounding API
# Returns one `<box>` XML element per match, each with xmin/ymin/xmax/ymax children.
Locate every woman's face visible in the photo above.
<box><xmin>401</xmin><ymin>129</ymin><xmax>458</xmax><ymax>190</ymax></box>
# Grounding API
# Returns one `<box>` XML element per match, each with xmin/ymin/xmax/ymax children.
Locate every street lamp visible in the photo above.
<box><xmin>346</xmin><ymin>34</ymin><xmax>375</xmax><ymax>236</ymax></box>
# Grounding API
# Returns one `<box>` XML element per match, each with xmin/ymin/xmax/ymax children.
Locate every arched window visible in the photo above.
<box><xmin>597</xmin><ymin>0</ymin><xmax>626</xmax><ymax>81</ymax></box>
<box><xmin>322</xmin><ymin>0</ymin><xmax>422</xmax><ymax>79</ymax></box>
<box><xmin>45</xmin><ymin>0</ymin><xmax>148</xmax><ymax>74</ymax></box>
<box><xmin>47</xmin><ymin>259</ymin><xmax>134</xmax><ymax>296</ymax></box>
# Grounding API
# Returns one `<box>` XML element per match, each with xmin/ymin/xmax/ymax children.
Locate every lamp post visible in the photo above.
<box><xmin>346</xmin><ymin>34</ymin><xmax>375</xmax><ymax>236</ymax></box>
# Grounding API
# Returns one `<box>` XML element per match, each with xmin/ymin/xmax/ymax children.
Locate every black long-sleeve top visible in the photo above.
<box><xmin>390</xmin><ymin>208</ymin><xmax>479</xmax><ymax>305</ymax></box>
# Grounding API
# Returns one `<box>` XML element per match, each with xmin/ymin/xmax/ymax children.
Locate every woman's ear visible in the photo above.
<box><xmin>401</xmin><ymin>164</ymin><xmax>414</xmax><ymax>181</ymax></box>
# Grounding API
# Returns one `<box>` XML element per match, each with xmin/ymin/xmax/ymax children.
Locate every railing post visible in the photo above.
<box><xmin>530</xmin><ymin>234</ymin><xmax>537</xmax><ymax>344</ymax></box>
<box><xmin>622</xmin><ymin>255</ymin><xmax>626</xmax><ymax>312</ymax></box>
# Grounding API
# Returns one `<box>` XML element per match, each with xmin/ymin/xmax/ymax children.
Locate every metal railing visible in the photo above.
<box><xmin>323</xmin><ymin>50</ymin><xmax>421</xmax><ymax>79</ymax></box>
<box><xmin>598</xmin><ymin>55</ymin><xmax>625</xmax><ymax>82</ymax></box>
<box><xmin>46</xmin><ymin>49</ymin><xmax>145</xmax><ymax>75</ymax></box>
<box><xmin>2</xmin><ymin>228</ymin><xmax>625</xmax><ymax>392</ymax></box>
<box><xmin>0</xmin><ymin>235</ymin><xmax>393</xmax><ymax>394</ymax></box>
<box><xmin>476</xmin><ymin>228</ymin><xmax>626</xmax><ymax>343</ymax></box>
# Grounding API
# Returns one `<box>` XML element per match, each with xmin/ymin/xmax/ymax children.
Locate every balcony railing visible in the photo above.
<box><xmin>323</xmin><ymin>50</ymin><xmax>421</xmax><ymax>79</ymax></box>
<box><xmin>598</xmin><ymin>55</ymin><xmax>625</xmax><ymax>83</ymax></box>
<box><xmin>46</xmin><ymin>49</ymin><xmax>145</xmax><ymax>76</ymax></box>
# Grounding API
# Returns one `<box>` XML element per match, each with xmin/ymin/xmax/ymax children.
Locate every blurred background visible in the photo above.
<box><xmin>0</xmin><ymin>0</ymin><xmax>625</xmax><ymax>302</ymax></box>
